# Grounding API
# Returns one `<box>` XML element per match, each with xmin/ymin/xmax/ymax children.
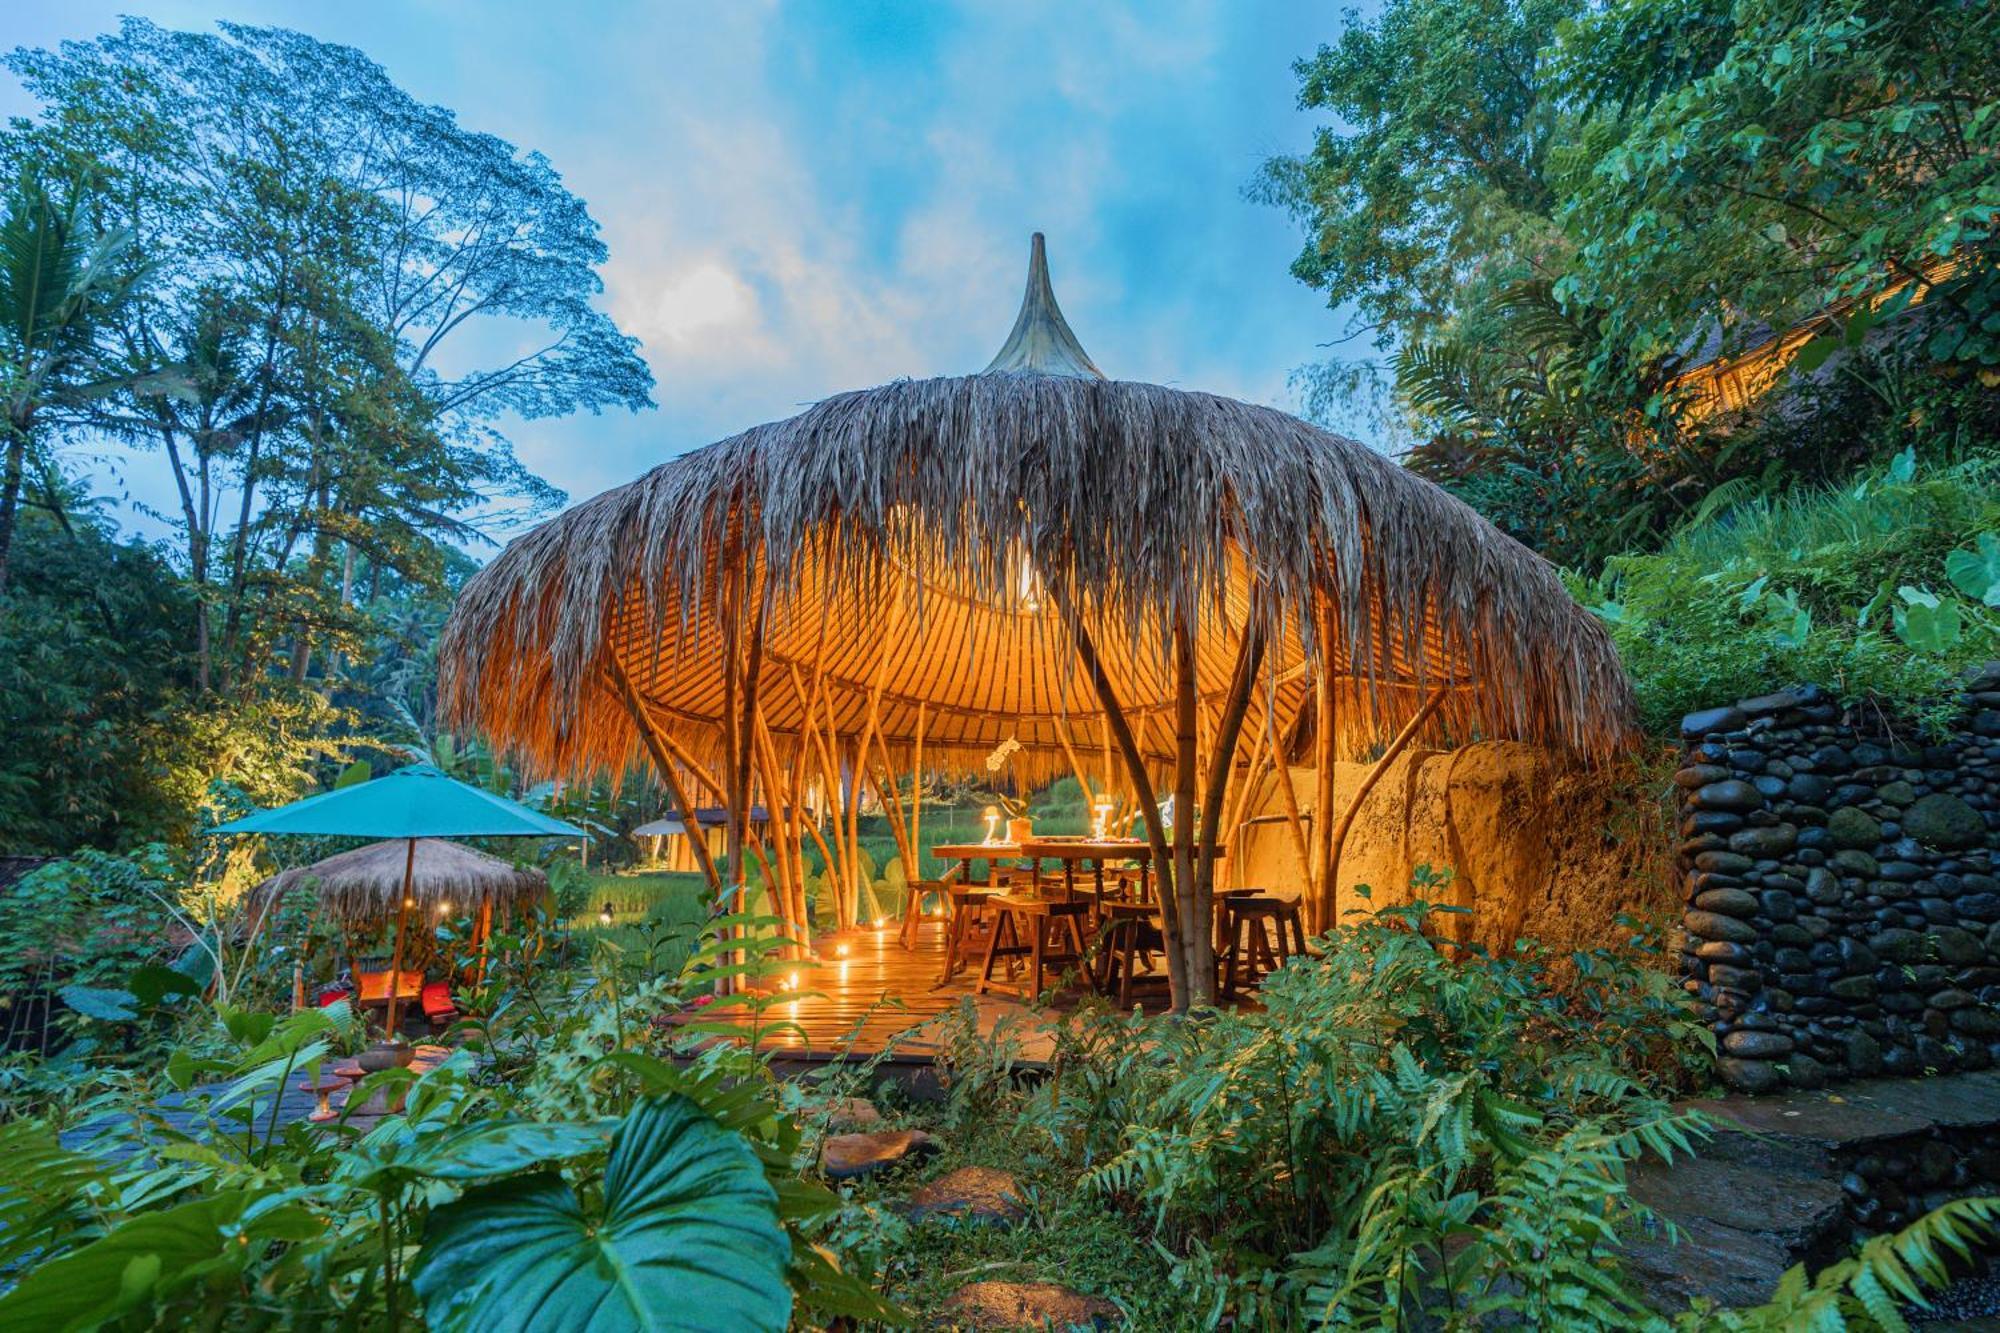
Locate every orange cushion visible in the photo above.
<box><xmin>356</xmin><ymin>970</ymin><xmax>424</xmax><ymax>1001</ymax></box>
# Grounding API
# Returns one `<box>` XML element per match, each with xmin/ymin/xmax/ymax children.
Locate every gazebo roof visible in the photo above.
<box><xmin>440</xmin><ymin>235</ymin><xmax>1633</xmax><ymax>784</ymax></box>
<box><xmin>250</xmin><ymin>838</ymin><xmax>547</xmax><ymax>926</ymax></box>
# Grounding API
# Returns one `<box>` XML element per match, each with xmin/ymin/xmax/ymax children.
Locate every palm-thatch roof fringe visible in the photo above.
<box><xmin>251</xmin><ymin>838</ymin><xmax>547</xmax><ymax>926</ymax></box>
<box><xmin>439</xmin><ymin>370</ymin><xmax>1633</xmax><ymax>787</ymax></box>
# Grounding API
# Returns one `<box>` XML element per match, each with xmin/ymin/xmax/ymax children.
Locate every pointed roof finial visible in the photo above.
<box><xmin>983</xmin><ymin>233</ymin><xmax>1104</xmax><ymax>379</ymax></box>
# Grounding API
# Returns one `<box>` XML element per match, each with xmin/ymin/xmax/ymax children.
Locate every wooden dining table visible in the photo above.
<box><xmin>929</xmin><ymin>836</ymin><xmax>1198</xmax><ymax>908</ymax></box>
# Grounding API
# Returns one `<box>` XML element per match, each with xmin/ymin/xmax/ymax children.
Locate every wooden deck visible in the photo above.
<box><xmin>692</xmin><ymin>919</ymin><xmax>1102</xmax><ymax>1065</ymax></box>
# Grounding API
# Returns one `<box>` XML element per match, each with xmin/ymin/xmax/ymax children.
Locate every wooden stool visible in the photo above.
<box><xmin>1093</xmin><ymin>903</ymin><xmax>1168</xmax><ymax>1008</ymax></box>
<box><xmin>938</xmin><ymin>884</ymin><xmax>997</xmax><ymax>984</ymax></box>
<box><xmin>899</xmin><ymin>878</ymin><xmax>951</xmax><ymax>949</ymax></box>
<box><xmin>1220</xmin><ymin>893</ymin><xmax>1308</xmax><ymax>998</ymax></box>
<box><xmin>977</xmin><ymin>895</ymin><xmax>1090</xmax><ymax>1001</ymax></box>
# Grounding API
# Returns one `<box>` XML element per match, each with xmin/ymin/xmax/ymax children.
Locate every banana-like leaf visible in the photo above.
<box><xmin>414</xmin><ymin>1094</ymin><xmax>792</xmax><ymax>1332</ymax></box>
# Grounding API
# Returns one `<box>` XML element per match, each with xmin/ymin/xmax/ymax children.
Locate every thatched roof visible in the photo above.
<box><xmin>251</xmin><ymin>838</ymin><xmax>547</xmax><ymax>926</ymax></box>
<box><xmin>440</xmin><ymin>235</ymin><xmax>1634</xmax><ymax>787</ymax></box>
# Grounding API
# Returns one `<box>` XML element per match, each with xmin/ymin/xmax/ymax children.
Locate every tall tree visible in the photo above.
<box><xmin>1259</xmin><ymin>0</ymin><xmax>1584</xmax><ymax>364</ymax></box>
<box><xmin>3</xmin><ymin>18</ymin><xmax>655</xmax><ymax>681</ymax></box>
<box><xmin>0</xmin><ymin>175</ymin><xmax>147</xmax><ymax>593</ymax></box>
<box><xmin>1557</xmin><ymin>0</ymin><xmax>2000</xmax><ymax>377</ymax></box>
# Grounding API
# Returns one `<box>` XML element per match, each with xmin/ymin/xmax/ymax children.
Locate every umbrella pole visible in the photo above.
<box><xmin>385</xmin><ymin>837</ymin><xmax>415</xmax><ymax>1035</ymax></box>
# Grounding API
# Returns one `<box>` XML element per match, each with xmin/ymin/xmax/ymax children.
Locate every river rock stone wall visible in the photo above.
<box><xmin>1675</xmin><ymin>664</ymin><xmax>2000</xmax><ymax>1093</ymax></box>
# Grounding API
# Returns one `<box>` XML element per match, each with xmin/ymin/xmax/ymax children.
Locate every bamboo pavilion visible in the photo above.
<box><xmin>439</xmin><ymin>235</ymin><xmax>1635</xmax><ymax>1010</ymax></box>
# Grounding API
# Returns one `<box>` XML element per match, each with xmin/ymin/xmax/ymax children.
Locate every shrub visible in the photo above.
<box><xmin>1580</xmin><ymin>452</ymin><xmax>2000</xmax><ymax>733</ymax></box>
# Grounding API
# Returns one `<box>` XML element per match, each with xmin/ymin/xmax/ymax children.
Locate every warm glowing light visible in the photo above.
<box><xmin>835</xmin><ymin>943</ymin><xmax>850</xmax><ymax>958</ymax></box>
<box><xmin>437</xmin><ymin>899</ymin><xmax>451</xmax><ymax>915</ymax></box>
<box><xmin>982</xmin><ymin>805</ymin><xmax>1000</xmax><ymax>844</ymax></box>
<box><xmin>1091</xmin><ymin>800</ymin><xmax>1114</xmax><ymax>839</ymax></box>
<box><xmin>873</xmin><ymin>917</ymin><xmax>888</xmax><ymax>928</ymax></box>
<box><xmin>786</xmin><ymin>971</ymin><xmax>800</xmax><ymax>991</ymax></box>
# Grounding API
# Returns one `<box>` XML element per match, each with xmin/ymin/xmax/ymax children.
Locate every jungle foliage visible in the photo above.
<box><xmin>1266</xmin><ymin>0</ymin><xmax>1999</xmax><ymax>570</ymax></box>
<box><xmin>1581</xmin><ymin>451</ymin><xmax>2000</xmax><ymax>733</ymax></box>
<box><xmin>0</xmin><ymin>19</ymin><xmax>654</xmax><ymax>854</ymax></box>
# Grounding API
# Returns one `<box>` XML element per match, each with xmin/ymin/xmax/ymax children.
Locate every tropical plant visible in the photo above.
<box><xmin>0</xmin><ymin>911</ymin><xmax>901</xmax><ymax>1329</ymax></box>
<box><xmin>1558</xmin><ymin>0</ymin><xmax>2000</xmax><ymax>383</ymax></box>
<box><xmin>0</xmin><ymin>172</ymin><xmax>150</xmax><ymax>592</ymax></box>
<box><xmin>1581</xmin><ymin>451</ymin><xmax>2000</xmax><ymax>732</ymax></box>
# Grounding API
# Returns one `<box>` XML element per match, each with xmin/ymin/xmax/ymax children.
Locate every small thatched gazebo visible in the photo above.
<box><xmin>253</xmin><ymin>838</ymin><xmax>548</xmax><ymax>926</ymax></box>
<box><xmin>440</xmin><ymin>235</ymin><xmax>1634</xmax><ymax>1010</ymax></box>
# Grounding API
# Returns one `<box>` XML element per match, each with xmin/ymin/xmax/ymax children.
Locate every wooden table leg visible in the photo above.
<box><xmin>1027</xmin><ymin>915</ymin><xmax>1046</xmax><ymax>1001</ymax></box>
<box><xmin>976</xmin><ymin>905</ymin><xmax>1012</xmax><ymax>994</ymax></box>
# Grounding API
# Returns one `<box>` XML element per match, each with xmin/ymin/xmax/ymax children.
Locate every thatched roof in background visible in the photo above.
<box><xmin>251</xmin><ymin>838</ymin><xmax>547</xmax><ymax>926</ymax></box>
<box><xmin>440</xmin><ymin>236</ymin><xmax>1634</xmax><ymax>787</ymax></box>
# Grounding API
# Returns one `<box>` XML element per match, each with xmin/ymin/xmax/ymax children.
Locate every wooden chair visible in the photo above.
<box><xmin>976</xmin><ymin>895</ymin><xmax>1091</xmax><ymax>1001</ymax></box>
<box><xmin>937</xmin><ymin>883</ymin><xmax>999</xmax><ymax>984</ymax></box>
<box><xmin>1219</xmin><ymin>892</ymin><xmax>1309</xmax><ymax>999</ymax></box>
<box><xmin>1093</xmin><ymin>902</ymin><xmax>1169</xmax><ymax>1008</ymax></box>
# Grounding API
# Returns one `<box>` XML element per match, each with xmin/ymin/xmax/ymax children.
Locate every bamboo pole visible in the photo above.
<box><xmin>1054</xmin><ymin>717</ymin><xmax>1095</xmax><ymax>808</ymax></box>
<box><xmin>383</xmin><ymin>837</ymin><xmax>416</xmax><ymax>1034</ymax></box>
<box><xmin>750</xmin><ymin>703</ymin><xmax>807</xmax><ymax>955</ymax></box>
<box><xmin>910</xmin><ymin>705</ymin><xmax>926</xmax><ymax>874</ymax></box>
<box><xmin>1170</xmin><ymin>615</ymin><xmax>1206</xmax><ymax>1009</ymax></box>
<box><xmin>1196</xmin><ymin>617</ymin><xmax>1266</xmax><ymax>906</ymax></box>
<box><xmin>1326</xmin><ymin>689</ymin><xmax>1447</xmax><ymax>918</ymax></box>
<box><xmin>610</xmin><ymin>658</ymin><xmax>725</xmax><ymax>899</ymax></box>
<box><xmin>1046</xmin><ymin>577</ymin><xmax>1182</xmax><ymax>1002</ymax></box>
<box><xmin>1310</xmin><ymin>597</ymin><xmax>1341</xmax><ymax>933</ymax></box>
<box><xmin>1264</xmin><ymin>693</ymin><xmax>1313</xmax><ymax>899</ymax></box>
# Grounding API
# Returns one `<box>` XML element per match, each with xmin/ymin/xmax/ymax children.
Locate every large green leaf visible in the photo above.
<box><xmin>0</xmin><ymin>1189</ymin><xmax>320</xmax><ymax>1329</ymax></box>
<box><xmin>1945</xmin><ymin>533</ymin><xmax>2000</xmax><ymax>607</ymax></box>
<box><xmin>336</xmin><ymin>1117</ymin><xmax>610</xmax><ymax>1191</ymax></box>
<box><xmin>57</xmin><ymin>984</ymin><xmax>137</xmax><ymax>1021</ymax></box>
<box><xmin>413</xmin><ymin>1095</ymin><xmax>792</xmax><ymax>1332</ymax></box>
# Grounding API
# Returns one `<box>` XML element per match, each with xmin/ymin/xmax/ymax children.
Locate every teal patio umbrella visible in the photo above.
<box><xmin>217</xmin><ymin>763</ymin><xmax>583</xmax><ymax>1029</ymax></box>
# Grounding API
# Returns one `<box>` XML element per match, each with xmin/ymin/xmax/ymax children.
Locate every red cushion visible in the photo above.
<box><xmin>420</xmin><ymin>981</ymin><xmax>456</xmax><ymax>1018</ymax></box>
<box><xmin>315</xmin><ymin>986</ymin><xmax>352</xmax><ymax>1008</ymax></box>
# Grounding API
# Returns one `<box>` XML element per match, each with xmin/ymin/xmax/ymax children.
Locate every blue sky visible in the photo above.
<box><xmin>3</xmin><ymin>2</ymin><xmax>1361</xmax><ymax>540</ymax></box>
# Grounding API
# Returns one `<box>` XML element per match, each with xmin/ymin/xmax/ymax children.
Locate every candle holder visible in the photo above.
<box><xmin>982</xmin><ymin>805</ymin><xmax>1000</xmax><ymax>845</ymax></box>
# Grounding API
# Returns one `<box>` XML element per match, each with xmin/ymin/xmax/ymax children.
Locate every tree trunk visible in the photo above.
<box><xmin>0</xmin><ymin>424</ymin><xmax>29</xmax><ymax>596</ymax></box>
<box><xmin>1171</xmin><ymin>616</ymin><xmax>1211</xmax><ymax>1009</ymax></box>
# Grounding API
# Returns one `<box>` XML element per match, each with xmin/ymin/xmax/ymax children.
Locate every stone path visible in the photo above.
<box><xmin>821</xmin><ymin>1127</ymin><xmax>939</xmax><ymax>1180</ymax></box>
<box><xmin>817</xmin><ymin>1098</ymin><xmax>1119</xmax><ymax>1326</ymax></box>
<box><xmin>936</xmin><ymin>1281</ymin><xmax>1117</xmax><ymax>1331</ymax></box>
<box><xmin>904</xmin><ymin>1166</ymin><xmax>1026</xmax><ymax>1227</ymax></box>
<box><xmin>1625</xmin><ymin>1070</ymin><xmax>2000</xmax><ymax>1314</ymax></box>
